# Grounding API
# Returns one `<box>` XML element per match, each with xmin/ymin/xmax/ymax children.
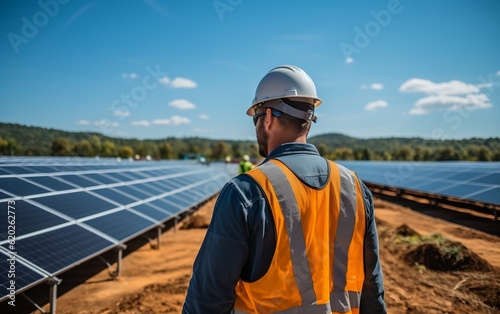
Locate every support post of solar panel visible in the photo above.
<box><xmin>174</xmin><ymin>216</ymin><xmax>179</xmax><ymax>234</ymax></box>
<box><xmin>485</xmin><ymin>204</ymin><xmax>498</xmax><ymax>221</ymax></box>
<box><xmin>114</xmin><ymin>244</ymin><xmax>127</xmax><ymax>278</ymax></box>
<box><xmin>116</xmin><ymin>249</ymin><xmax>122</xmax><ymax>278</ymax></box>
<box><xmin>47</xmin><ymin>276</ymin><xmax>61</xmax><ymax>314</ymax></box>
<box><xmin>157</xmin><ymin>226</ymin><xmax>162</xmax><ymax>249</ymax></box>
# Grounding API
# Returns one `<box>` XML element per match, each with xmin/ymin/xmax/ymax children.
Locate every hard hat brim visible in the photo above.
<box><xmin>246</xmin><ymin>97</ymin><xmax>322</xmax><ymax>117</ymax></box>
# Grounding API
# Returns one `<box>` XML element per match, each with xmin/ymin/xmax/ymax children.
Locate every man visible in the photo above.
<box><xmin>239</xmin><ymin>154</ymin><xmax>254</xmax><ymax>174</ymax></box>
<box><xmin>183</xmin><ymin>65</ymin><xmax>386</xmax><ymax>313</ymax></box>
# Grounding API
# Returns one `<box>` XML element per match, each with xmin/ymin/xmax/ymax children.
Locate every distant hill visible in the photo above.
<box><xmin>309</xmin><ymin>132</ymin><xmax>500</xmax><ymax>161</ymax></box>
<box><xmin>0</xmin><ymin>122</ymin><xmax>499</xmax><ymax>161</ymax></box>
<box><xmin>0</xmin><ymin>122</ymin><xmax>255</xmax><ymax>159</ymax></box>
<box><xmin>310</xmin><ymin>133</ymin><xmax>499</xmax><ymax>154</ymax></box>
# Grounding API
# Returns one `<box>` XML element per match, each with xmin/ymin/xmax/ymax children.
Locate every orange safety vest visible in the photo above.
<box><xmin>233</xmin><ymin>159</ymin><xmax>366</xmax><ymax>314</ymax></box>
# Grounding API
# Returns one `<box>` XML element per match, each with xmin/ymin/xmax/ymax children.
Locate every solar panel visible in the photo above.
<box><xmin>105</xmin><ymin>172</ymin><xmax>136</xmax><ymax>182</ymax></box>
<box><xmin>57</xmin><ymin>175</ymin><xmax>101</xmax><ymax>188</ymax></box>
<box><xmin>115</xmin><ymin>185</ymin><xmax>152</xmax><ymax>199</ymax></box>
<box><xmin>164</xmin><ymin>194</ymin><xmax>192</xmax><ymax>208</ymax></box>
<box><xmin>472</xmin><ymin>173</ymin><xmax>500</xmax><ymax>185</ymax></box>
<box><xmin>149</xmin><ymin>199</ymin><xmax>183</xmax><ymax>214</ymax></box>
<box><xmin>92</xmin><ymin>188</ymin><xmax>138</xmax><ymax>205</ymax></box>
<box><xmin>0</xmin><ymin>169</ymin><xmax>11</xmax><ymax>176</ymax></box>
<box><xmin>1</xmin><ymin>166</ymin><xmax>34</xmax><ymax>175</ymax></box>
<box><xmin>0</xmin><ymin>177</ymin><xmax>50</xmax><ymax>196</ymax></box>
<box><xmin>131</xmin><ymin>203</ymin><xmax>173</xmax><ymax>221</ymax></box>
<box><xmin>5</xmin><ymin>224</ymin><xmax>115</xmax><ymax>274</ymax></box>
<box><xmin>467</xmin><ymin>187</ymin><xmax>499</xmax><ymax>204</ymax></box>
<box><xmin>337</xmin><ymin>161</ymin><xmax>500</xmax><ymax>206</ymax></box>
<box><xmin>33</xmin><ymin>192</ymin><xmax>117</xmax><ymax>219</ymax></box>
<box><xmin>438</xmin><ymin>183</ymin><xmax>488</xmax><ymax>199</ymax></box>
<box><xmin>0</xmin><ymin>249</ymin><xmax>48</xmax><ymax>296</ymax></box>
<box><xmin>0</xmin><ymin>157</ymin><xmax>232</xmax><ymax>303</ymax></box>
<box><xmin>0</xmin><ymin>200</ymin><xmax>68</xmax><ymax>237</ymax></box>
<box><xmin>82</xmin><ymin>210</ymin><xmax>156</xmax><ymax>242</ymax></box>
<box><xmin>0</xmin><ymin>191</ymin><xmax>11</xmax><ymax>201</ymax></box>
<box><xmin>23</xmin><ymin>176</ymin><xmax>75</xmax><ymax>191</ymax></box>
<box><xmin>81</xmin><ymin>173</ymin><xmax>119</xmax><ymax>184</ymax></box>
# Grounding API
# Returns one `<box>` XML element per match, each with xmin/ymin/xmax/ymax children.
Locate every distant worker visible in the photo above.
<box><xmin>238</xmin><ymin>154</ymin><xmax>254</xmax><ymax>174</ymax></box>
<box><xmin>198</xmin><ymin>156</ymin><xmax>208</xmax><ymax>166</ymax></box>
<box><xmin>183</xmin><ymin>65</ymin><xmax>386</xmax><ymax>313</ymax></box>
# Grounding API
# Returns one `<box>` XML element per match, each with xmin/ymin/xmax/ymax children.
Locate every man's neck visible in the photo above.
<box><xmin>267</xmin><ymin>134</ymin><xmax>307</xmax><ymax>156</ymax></box>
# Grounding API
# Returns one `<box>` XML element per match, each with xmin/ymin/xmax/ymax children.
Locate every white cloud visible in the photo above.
<box><xmin>170</xmin><ymin>115</ymin><xmax>191</xmax><ymax>125</ymax></box>
<box><xmin>153</xmin><ymin>116</ymin><xmax>191</xmax><ymax>126</ymax></box>
<box><xmin>131</xmin><ymin>120</ymin><xmax>150</xmax><ymax>127</ymax></box>
<box><xmin>199</xmin><ymin>114</ymin><xmax>209</xmax><ymax>120</ymax></box>
<box><xmin>345</xmin><ymin>57</ymin><xmax>354</xmax><ymax>64</ymax></box>
<box><xmin>365</xmin><ymin>100</ymin><xmax>388</xmax><ymax>111</ymax></box>
<box><xmin>121</xmin><ymin>73</ymin><xmax>138</xmax><ymax>79</ymax></box>
<box><xmin>497</xmin><ymin>70</ymin><xmax>500</xmax><ymax>76</ymax></box>
<box><xmin>159</xmin><ymin>76</ymin><xmax>170</xmax><ymax>85</ymax></box>
<box><xmin>94</xmin><ymin>120</ymin><xmax>119</xmax><ymax>127</ymax></box>
<box><xmin>153</xmin><ymin>119</ymin><xmax>171</xmax><ymax>125</ymax></box>
<box><xmin>409</xmin><ymin>94</ymin><xmax>492</xmax><ymax>115</ymax></box>
<box><xmin>157</xmin><ymin>75</ymin><xmax>197</xmax><ymax>88</ymax></box>
<box><xmin>401</xmin><ymin>77</ymin><xmax>494</xmax><ymax>115</ymax></box>
<box><xmin>171</xmin><ymin>77</ymin><xmax>197</xmax><ymax>88</ymax></box>
<box><xmin>362</xmin><ymin>83</ymin><xmax>384</xmax><ymax>90</ymax></box>
<box><xmin>169</xmin><ymin>99</ymin><xmax>196</xmax><ymax>109</ymax></box>
<box><xmin>76</xmin><ymin>120</ymin><xmax>90</xmax><ymax>126</ymax></box>
<box><xmin>409</xmin><ymin>107</ymin><xmax>427</xmax><ymax>115</ymax></box>
<box><xmin>399</xmin><ymin>78</ymin><xmax>480</xmax><ymax>95</ymax></box>
<box><xmin>113</xmin><ymin>110</ymin><xmax>130</xmax><ymax>118</ymax></box>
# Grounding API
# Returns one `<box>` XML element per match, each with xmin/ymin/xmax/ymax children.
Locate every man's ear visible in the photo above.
<box><xmin>264</xmin><ymin>108</ymin><xmax>273</xmax><ymax>131</ymax></box>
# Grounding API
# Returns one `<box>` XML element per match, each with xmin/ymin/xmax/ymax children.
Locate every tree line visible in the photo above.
<box><xmin>0</xmin><ymin>123</ymin><xmax>499</xmax><ymax>161</ymax></box>
<box><xmin>45</xmin><ymin>136</ymin><xmax>259</xmax><ymax>161</ymax></box>
<box><xmin>308</xmin><ymin>134</ymin><xmax>500</xmax><ymax>161</ymax></box>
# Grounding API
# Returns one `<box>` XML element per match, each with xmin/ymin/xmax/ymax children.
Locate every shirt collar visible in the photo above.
<box><xmin>264</xmin><ymin>142</ymin><xmax>320</xmax><ymax>162</ymax></box>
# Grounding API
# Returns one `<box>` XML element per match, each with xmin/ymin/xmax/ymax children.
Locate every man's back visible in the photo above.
<box><xmin>183</xmin><ymin>143</ymin><xmax>386</xmax><ymax>313</ymax></box>
<box><xmin>235</xmin><ymin>155</ymin><xmax>367</xmax><ymax>313</ymax></box>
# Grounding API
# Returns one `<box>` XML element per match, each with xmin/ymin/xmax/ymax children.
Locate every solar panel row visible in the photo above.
<box><xmin>337</xmin><ymin>161</ymin><xmax>500</xmax><ymax>206</ymax></box>
<box><xmin>0</xmin><ymin>158</ymin><xmax>231</xmax><ymax>302</ymax></box>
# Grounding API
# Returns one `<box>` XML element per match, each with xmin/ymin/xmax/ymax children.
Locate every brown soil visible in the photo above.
<box><xmin>33</xmin><ymin>197</ymin><xmax>500</xmax><ymax>314</ymax></box>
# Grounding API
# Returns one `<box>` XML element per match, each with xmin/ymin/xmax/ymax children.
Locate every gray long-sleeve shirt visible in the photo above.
<box><xmin>183</xmin><ymin>143</ymin><xmax>386</xmax><ymax>313</ymax></box>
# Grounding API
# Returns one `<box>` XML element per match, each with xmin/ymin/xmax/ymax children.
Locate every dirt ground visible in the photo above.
<box><xmin>34</xmin><ymin>196</ymin><xmax>500</xmax><ymax>314</ymax></box>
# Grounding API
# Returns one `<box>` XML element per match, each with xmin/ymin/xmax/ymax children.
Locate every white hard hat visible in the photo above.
<box><xmin>247</xmin><ymin>65</ymin><xmax>322</xmax><ymax>120</ymax></box>
<box><xmin>243</xmin><ymin>154</ymin><xmax>250</xmax><ymax>161</ymax></box>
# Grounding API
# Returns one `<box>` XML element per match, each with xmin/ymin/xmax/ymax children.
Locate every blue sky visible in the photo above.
<box><xmin>1</xmin><ymin>0</ymin><xmax>499</xmax><ymax>141</ymax></box>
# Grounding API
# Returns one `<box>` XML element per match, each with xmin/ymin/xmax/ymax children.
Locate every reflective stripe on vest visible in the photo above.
<box><xmin>234</xmin><ymin>160</ymin><xmax>364</xmax><ymax>314</ymax></box>
<box><xmin>331</xmin><ymin>165</ymin><xmax>361</xmax><ymax>313</ymax></box>
<box><xmin>259</xmin><ymin>162</ymin><xmax>317</xmax><ymax>305</ymax></box>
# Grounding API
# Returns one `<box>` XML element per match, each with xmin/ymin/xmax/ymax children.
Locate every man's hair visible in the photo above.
<box><xmin>275</xmin><ymin>98</ymin><xmax>314</xmax><ymax>136</ymax></box>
